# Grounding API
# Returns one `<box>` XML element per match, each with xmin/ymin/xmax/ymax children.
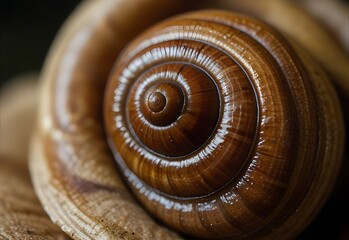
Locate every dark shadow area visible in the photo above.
<box><xmin>0</xmin><ymin>0</ymin><xmax>81</xmax><ymax>87</ymax></box>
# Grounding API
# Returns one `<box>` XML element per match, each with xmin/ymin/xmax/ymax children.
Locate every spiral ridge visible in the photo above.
<box><xmin>102</xmin><ymin>10</ymin><xmax>340</xmax><ymax>238</ymax></box>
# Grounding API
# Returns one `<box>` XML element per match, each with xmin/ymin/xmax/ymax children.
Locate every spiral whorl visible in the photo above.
<box><xmin>104</xmin><ymin>10</ymin><xmax>344</xmax><ymax>239</ymax></box>
<box><xmin>126</xmin><ymin>63</ymin><xmax>220</xmax><ymax>158</ymax></box>
<box><xmin>105</xmin><ymin>28</ymin><xmax>259</xmax><ymax>198</ymax></box>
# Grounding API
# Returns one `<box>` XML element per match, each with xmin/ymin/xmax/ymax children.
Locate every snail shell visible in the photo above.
<box><xmin>29</xmin><ymin>0</ymin><xmax>345</xmax><ymax>239</ymax></box>
<box><xmin>104</xmin><ymin>10</ymin><xmax>344</xmax><ymax>239</ymax></box>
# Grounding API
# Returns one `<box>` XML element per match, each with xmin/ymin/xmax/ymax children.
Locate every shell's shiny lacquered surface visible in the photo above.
<box><xmin>103</xmin><ymin>10</ymin><xmax>344</xmax><ymax>239</ymax></box>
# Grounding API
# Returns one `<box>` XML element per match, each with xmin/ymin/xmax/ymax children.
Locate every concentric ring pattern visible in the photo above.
<box><xmin>104</xmin><ymin>11</ymin><xmax>341</xmax><ymax>239</ymax></box>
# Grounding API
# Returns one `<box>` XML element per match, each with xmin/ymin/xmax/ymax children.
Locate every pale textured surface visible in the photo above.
<box><xmin>0</xmin><ymin>75</ymin><xmax>38</xmax><ymax>162</ymax></box>
<box><xmin>0</xmin><ymin>79</ymin><xmax>70</xmax><ymax>239</ymax></box>
<box><xmin>0</xmin><ymin>157</ymin><xmax>69</xmax><ymax>240</ymax></box>
<box><xmin>29</xmin><ymin>0</ymin><xmax>187</xmax><ymax>239</ymax></box>
<box><xmin>214</xmin><ymin>0</ymin><xmax>349</xmax><ymax>101</ymax></box>
<box><xmin>298</xmin><ymin>0</ymin><xmax>349</xmax><ymax>52</ymax></box>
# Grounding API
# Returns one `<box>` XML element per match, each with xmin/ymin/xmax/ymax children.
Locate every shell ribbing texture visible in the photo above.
<box><xmin>104</xmin><ymin>11</ymin><xmax>343</xmax><ymax>238</ymax></box>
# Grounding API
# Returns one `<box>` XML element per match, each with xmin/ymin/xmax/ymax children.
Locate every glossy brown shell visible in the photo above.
<box><xmin>104</xmin><ymin>11</ymin><xmax>344</xmax><ymax>239</ymax></box>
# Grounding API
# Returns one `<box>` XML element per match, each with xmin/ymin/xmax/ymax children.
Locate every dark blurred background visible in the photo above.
<box><xmin>0</xmin><ymin>0</ymin><xmax>81</xmax><ymax>87</ymax></box>
<box><xmin>1</xmin><ymin>0</ymin><xmax>348</xmax><ymax>88</ymax></box>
